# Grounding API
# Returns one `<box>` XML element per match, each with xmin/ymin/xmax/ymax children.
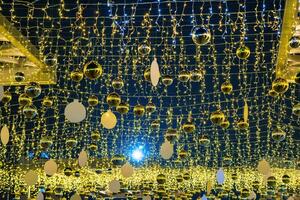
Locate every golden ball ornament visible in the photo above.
<box><xmin>112</xmin><ymin>78</ymin><xmax>124</xmax><ymax>90</ymax></box>
<box><xmin>199</xmin><ymin>135</ymin><xmax>210</xmax><ymax>147</ymax></box>
<box><xmin>292</xmin><ymin>103</ymin><xmax>300</xmax><ymax>116</ymax></box>
<box><xmin>161</xmin><ymin>75</ymin><xmax>173</xmax><ymax>86</ymax></box>
<box><xmin>88</xmin><ymin>95</ymin><xmax>99</xmax><ymax>107</ymax></box>
<box><xmin>176</xmin><ymin>175</ymin><xmax>183</xmax><ymax>183</ymax></box>
<box><xmin>182</xmin><ymin>121</ymin><xmax>196</xmax><ymax>133</ymax></box>
<box><xmin>190</xmin><ymin>70</ymin><xmax>204</xmax><ymax>82</ymax></box>
<box><xmin>192</xmin><ymin>26</ymin><xmax>211</xmax><ymax>45</ymax></box>
<box><xmin>252</xmin><ymin>180</ymin><xmax>260</xmax><ymax>189</ymax></box>
<box><xmin>70</xmin><ymin>70</ymin><xmax>84</xmax><ymax>82</ymax></box>
<box><xmin>295</xmin><ymin>72</ymin><xmax>300</xmax><ymax>84</ymax></box>
<box><xmin>210</xmin><ymin>110</ymin><xmax>225</xmax><ymax>125</ymax></box>
<box><xmin>83</xmin><ymin>61</ymin><xmax>103</xmax><ymax>80</ymax></box>
<box><xmin>40</xmin><ymin>136</ymin><xmax>53</xmax><ymax>149</ymax></box>
<box><xmin>42</xmin><ymin>97</ymin><xmax>53</xmax><ymax>107</ymax></box>
<box><xmin>156</xmin><ymin>174</ymin><xmax>166</xmax><ymax>184</ymax></box>
<box><xmin>221</xmin><ymin>81</ymin><xmax>233</xmax><ymax>94</ymax></box>
<box><xmin>116</xmin><ymin>102</ymin><xmax>130</xmax><ymax>114</ymax></box>
<box><xmin>151</xmin><ymin>119</ymin><xmax>160</xmax><ymax>129</ymax></box>
<box><xmin>133</xmin><ymin>104</ymin><xmax>145</xmax><ymax>117</ymax></box>
<box><xmin>241</xmin><ymin>188</ymin><xmax>250</xmax><ymax>198</ymax></box>
<box><xmin>18</xmin><ymin>93</ymin><xmax>32</xmax><ymax>107</ymax></box>
<box><xmin>267</xmin><ymin>176</ymin><xmax>276</xmax><ymax>188</ymax></box>
<box><xmin>91</xmin><ymin>131</ymin><xmax>100</xmax><ymax>141</ymax></box>
<box><xmin>165</xmin><ymin>128</ymin><xmax>178</xmax><ymax>143</ymax></box>
<box><xmin>88</xmin><ymin>143</ymin><xmax>98</xmax><ymax>151</ymax></box>
<box><xmin>101</xmin><ymin>110</ymin><xmax>117</xmax><ymax>129</ymax></box>
<box><xmin>282</xmin><ymin>174</ymin><xmax>290</xmax><ymax>184</ymax></box>
<box><xmin>232</xmin><ymin>172</ymin><xmax>238</xmax><ymax>181</ymax></box>
<box><xmin>146</xmin><ymin>102</ymin><xmax>156</xmax><ymax>113</ymax></box>
<box><xmin>144</xmin><ymin>67</ymin><xmax>151</xmax><ymax>82</ymax></box>
<box><xmin>2</xmin><ymin>91</ymin><xmax>12</xmax><ymax>104</ymax></box>
<box><xmin>236</xmin><ymin>45</ymin><xmax>250</xmax><ymax>59</ymax></box>
<box><xmin>271</xmin><ymin>127</ymin><xmax>286</xmax><ymax>142</ymax></box>
<box><xmin>268</xmin><ymin>89</ymin><xmax>278</xmax><ymax>97</ymax></box>
<box><xmin>272</xmin><ymin>77</ymin><xmax>289</xmax><ymax>94</ymax></box>
<box><xmin>178</xmin><ymin>149</ymin><xmax>188</xmax><ymax>159</ymax></box>
<box><xmin>178</xmin><ymin>70</ymin><xmax>190</xmax><ymax>82</ymax></box>
<box><xmin>25</xmin><ymin>82</ymin><xmax>41</xmax><ymax>98</ymax></box>
<box><xmin>15</xmin><ymin>72</ymin><xmax>25</xmax><ymax>82</ymax></box>
<box><xmin>138</xmin><ymin>41</ymin><xmax>151</xmax><ymax>56</ymax></box>
<box><xmin>64</xmin><ymin>167</ymin><xmax>73</xmax><ymax>176</ymax></box>
<box><xmin>236</xmin><ymin>119</ymin><xmax>249</xmax><ymax>130</ymax></box>
<box><xmin>23</xmin><ymin>104</ymin><xmax>38</xmax><ymax>118</ymax></box>
<box><xmin>106</xmin><ymin>92</ymin><xmax>121</xmax><ymax>107</ymax></box>
<box><xmin>183</xmin><ymin>172</ymin><xmax>190</xmax><ymax>180</ymax></box>
<box><xmin>220</xmin><ymin>119</ymin><xmax>230</xmax><ymax>129</ymax></box>
<box><xmin>112</xmin><ymin>155</ymin><xmax>126</xmax><ymax>166</ymax></box>
<box><xmin>66</xmin><ymin>138</ymin><xmax>77</xmax><ymax>148</ymax></box>
<box><xmin>289</xmin><ymin>36</ymin><xmax>300</xmax><ymax>48</ymax></box>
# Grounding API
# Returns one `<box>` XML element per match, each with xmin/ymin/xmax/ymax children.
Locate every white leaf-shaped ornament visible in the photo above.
<box><xmin>244</xmin><ymin>99</ymin><xmax>249</xmax><ymax>122</ymax></box>
<box><xmin>44</xmin><ymin>159</ymin><xmax>58</xmax><ymax>176</ymax></box>
<box><xmin>101</xmin><ymin>110</ymin><xmax>117</xmax><ymax>129</ymax></box>
<box><xmin>78</xmin><ymin>150</ymin><xmax>88</xmax><ymax>167</ymax></box>
<box><xmin>70</xmin><ymin>193</ymin><xmax>82</xmax><ymax>200</ymax></box>
<box><xmin>257</xmin><ymin>159</ymin><xmax>271</xmax><ymax>175</ymax></box>
<box><xmin>143</xmin><ymin>195</ymin><xmax>151</xmax><ymax>200</ymax></box>
<box><xmin>64</xmin><ymin>99</ymin><xmax>86</xmax><ymax>123</ymax></box>
<box><xmin>24</xmin><ymin>170</ymin><xmax>38</xmax><ymax>186</ymax></box>
<box><xmin>36</xmin><ymin>192</ymin><xmax>44</xmax><ymax>200</ymax></box>
<box><xmin>108</xmin><ymin>180</ymin><xmax>120</xmax><ymax>193</ymax></box>
<box><xmin>150</xmin><ymin>58</ymin><xmax>160</xmax><ymax>87</ymax></box>
<box><xmin>248</xmin><ymin>191</ymin><xmax>257</xmax><ymax>200</ymax></box>
<box><xmin>159</xmin><ymin>141</ymin><xmax>173</xmax><ymax>160</ymax></box>
<box><xmin>0</xmin><ymin>86</ymin><xmax>4</xmax><ymax>101</ymax></box>
<box><xmin>216</xmin><ymin>168</ymin><xmax>225</xmax><ymax>184</ymax></box>
<box><xmin>1</xmin><ymin>125</ymin><xmax>9</xmax><ymax>145</ymax></box>
<box><xmin>121</xmin><ymin>162</ymin><xmax>134</xmax><ymax>178</ymax></box>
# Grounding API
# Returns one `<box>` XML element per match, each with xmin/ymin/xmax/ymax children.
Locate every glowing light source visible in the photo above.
<box><xmin>132</xmin><ymin>149</ymin><xmax>143</xmax><ymax>161</ymax></box>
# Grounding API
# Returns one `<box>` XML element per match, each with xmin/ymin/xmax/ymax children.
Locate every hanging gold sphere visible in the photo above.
<box><xmin>178</xmin><ymin>70</ymin><xmax>190</xmax><ymax>82</ymax></box>
<box><xmin>151</xmin><ymin>119</ymin><xmax>160</xmax><ymax>129</ymax></box>
<box><xmin>40</xmin><ymin>136</ymin><xmax>53</xmax><ymax>149</ymax></box>
<box><xmin>66</xmin><ymin>138</ymin><xmax>77</xmax><ymax>148</ymax></box>
<box><xmin>267</xmin><ymin>176</ymin><xmax>276</xmax><ymax>188</ymax></box>
<box><xmin>138</xmin><ymin>41</ymin><xmax>151</xmax><ymax>56</ymax></box>
<box><xmin>210</xmin><ymin>110</ymin><xmax>225</xmax><ymax>125</ymax></box>
<box><xmin>268</xmin><ymin>89</ymin><xmax>278</xmax><ymax>97</ymax></box>
<box><xmin>18</xmin><ymin>93</ymin><xmax>32</xmax><ymax>107</ymax></box>
<box><xmin>221</xmin><ymin>81</ymin><xmax>233</xmax><ymax>94</ymax></box>
<box><xmin>112</xmin><ymin>154</ymin><xmax>126</xmax><ymax>166</ymax></box>
<box><xmin>161</xmin><ymin>75</ymin><xmax>173</xmax><ymax>86</ymax></box>
<box><xmin>83</xmin><ymin>61</ymin><xmax>103</xmax><ymax>80</ymax></box>
<box><xmin>241</xmin><ymin>188</ymin><xmax>250</xmax><ymax>198</ymax></box>
<box><xmin>182</xmin><ymin>121</ymin><xmax>196</xmax><ymax>133</ymax></box>
<box><xmin>165</xmin><ymin>128</ymin><xmax>178</xmax><ymax>143</ymax></box>
<box><xmin>220</xmin><ymin>119</ymin><xmax>230</xmax><ymax>129</ymax></box>
<box><xmin>25</xmin><ymin>82</ymin><xmax>41</xmax><ymax>98</ymax></box>
<box><xmin>112</xmin><ymin>78</ymin><xmax>124</xmax><ymax>90</ymax></box>
<box><xmin>70</xmin><ymin>70</ymin><xmax>84</xmax><ymax>82</ymax></box>
<box><xmin>88</xmin><ymin>143</ymin><xmax>98</xmax><ymax>151</ymax></box>
<box><xmin>190</xmin><ymin>70</ymin><xmax>204</xmax><ymax>82</ymax></box>
<box><xmin>91</xmin><ymin>131</ymin><xmax>100</xmax><ymax>141</ymax></box>
<box><xmin>144</xmin><ymin>67</ymin><xmax>151</xmax><ymax>82</ymax></box>
<box><xmin>192</xmin><ymin>26</ymin><xmax>211</xmax><ymax>45</ymax></box>
<box><xmin>272</xmin><ymin>77</ymin><xmax>289</xmax><ymax>94</ymax></box>
<box><xmin>295</xmin><ymin>72</ymin><xmax>300</xmax><ymax>84</ymax></box>
<box><xmin>236</xmin><ymin>119</ymin><xmax>249</xmax><ymax>130</ymax></box>
<box><xmin>106</xmin><ymin>92</ymin><xmax>121</xmax><ymax>107</ymax></box>
<box><xmin>199</xmin><ymin>135</ymin><xmax>210</xmax><ymax>147</ymax></box>
<box><xmin>133</xmin><ymin>104</ymin><xmax>145</xmax><ymax>117</ymax></box>
<box><xmin>88</xmin><ymin>95</ymin><xmax>99</xmax><ymax>107</ymax></box>
<box><xmin>176</xmin><ymin>175</ymin><xmax>183</xmax><ymax>183</ymax></box>
<box><xmin>292</xmin><ymin>103</ymin><xmax>300</xmax><ymax>116</ymax></box>
<box><xmin>236</xmin><ymin>45</ymin><xmax>250</xmax><ymax>59</ymax></box>
<box><xmin>282</xmin><ymin>174</ymin><xmax>290</xmax><ymax>184</ymax></box>
<box><xmin>232</xmin><ymin>172</ymin><xmax>238</xmax><ymax>180</ymax></box>
<box><xmin>15</xmin><ymin>72</ymin><xmax>25</xmax><ymax>82</ymax></box>
<box><xmin>272</xmin><ymin>127</ymin><xmax>286</xmax><ymax>142</ymax></box>
<box><xmin>183</xmin><ymin>172</ymin><xmax>190</xmax><ymax>180</ymax></box>
<box><xmin>289</xmin><ymin>36</ymin><xmax>300</xmax><ymax>48</ymax></box>
<box><xmin>54</xmin><ymin>185</ymin><xmax>64</xmax><ymax>196</ymax></box>
<box><xmin>156</xmin><ymin>174</ymin><xmax>166</xmax><ymax>184</ymax></box>
<box><xmin>178</xmin><ymin>149</ymin><xmax>188</xmax><ymax>159</ymax></box>
<box><xmin>42</xmin><ymin>97</ymin><xmax>53</xmax><ymax>107</ymax></box>
<box><xmin>23</xmin><ymin>104</ymin><xmax>38</xmax><ymax>118</ymax></box>
<box><xmin>64</xmin><ymin>167</ymin><xmax>73</xmax><ymax>176</ymax></box>
<box><xmin>116</xmin><ymin>102</ymin><xmax>130</xmax><ymax>114</ymax></box>
<box><xmin>146</xmin><ymin>102</ymin><xmax>156</xmax><ymax>113</ymax></box>
<box><xmin>2</xmin><ymin>91</ymin><xmax>12</xmax><ymax>104</ymax></box>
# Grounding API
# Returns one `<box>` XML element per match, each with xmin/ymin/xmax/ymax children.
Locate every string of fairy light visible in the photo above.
<box><xmin>0</xmin><ymin>0</ymin><xmax>299</xmax><ymax>199</ymax></box>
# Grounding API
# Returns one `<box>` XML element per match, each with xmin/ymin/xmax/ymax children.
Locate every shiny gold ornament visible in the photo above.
<box><xmin>91</xmin><ymin>131</ymin><xmax>100</xmax><ymax>141</ymax></box>
<box><xmin>88</xmin><ymin>95</ymin><xmax>99</xmax><ymax>107</ymax></box>
<box><xmin>210</xmin><ymin>110</ymin><xmax>225</xmax><ymax>125</ymax></box>
<box><xmin>182</xmin><ymin>121</ymin><xmax>196</xmax><ymax>133</ymax></box>
<box><xmin>272</xmin><ymin>127</ymin><xmax>286</xmax><ymax>142</ymax></box>
<box><xmin>112</xmin><ymin>78</ymin><xmax>124</xmax><ymax>90</ymax></box>
<box><xmin>236</xmin><ymin>119</ymin><xmax>249</xmax><ymax>130</ymax></box>
<box><xmin>66</xmin><ymin>138</ymin><xmax>77</xmax><ymax>148</ymax></box>
<box><xmin>18</xmin><ymin>93</ymin><xmax>32</xmax><ymax>107</ymax></box>
<box><xmin>1</xmin><ymin>91</ymin><xmax>12</xmax><ymax>104</ymax></box>
<box><xmin>156</xmin><ymin>174</ymin><xmax>166</xmax><ymax>184</ymax></box>
<box><xmin>70</xmin><ymin>70</ymin><xmax>84</xmax><ymax>82</ymax></box>
<box><xmin>15</xmin><ymin>72</ymin><xmax>25</xmax><ymax>82</ymax></box>
<box><xmin>54</xmin><ymin>184</ymin><xmax>64</xmax><ymax>196</ymax></box>
<box><xmin>74</xmin><ymin>171</ymin><xmax>80</xmax><ymax>177</ymax></box>
<box><xmin>295</xmin><ymin>72</ymin><xmax>300</xmax><ymax>84</ymax></box>
<box><xmin>112</xmin><ymin>155</ymin><xmax>126</xmax><ymax>166</ymax></box>
<box><xmin>116</xmin><ymin>102</ymin><xmax>130</xmax><ymax>114</ymax></box>
<box><xmin>183</xmin><ymin>172</ymin><xmax>190</xmax><ymax>180</ymax></box>
<box><xmin>162</xmin><ymin>75</ymin><xmax>173</xmax><ymax>86</ymax></box>
<box><xmin>23</xmin><ymin>104</ymin><xmax>37</xmax><ymax>118</ymax></box>
<box><xmin>151</xmin><ymin>119</ymin><xmax>160</xmax><ymax>129</ymax></box>
<box><xmin>144</xmin><ymin>67</ymin><xmax>151</xmax><ymax>82</ymax></box>
<box><xmin>40</xmin><ymin>136</ymin><xmax>53</xmax><ymax>149</ymax></box>
<box><xmin>292</xmin><ymin>103</ymin><xmax>300</xmax><ymax>116</ymax></box>
<box><xmin>220</xmin><ymin>119</ymin><xmax>230</xmax><ymax>129</ymax></box>
<box><xmin>236</xmin><ymin>45</ymin><xmax>250</xmax><ymax>59</ymax></box>
<box><xmin>190</xmin><ymin>70</ymin><xmax>204</xmax><ymax>82</ymax></box>
<box><xmin>178</xmin><ymin>149</ymin><xmax>188</xmax><ymax>159</ymax></box>
<box><xmin>232</xmin><ymin>172</ymin><xmax>238</xmax><ymax>180</ymax></box>
<box><xmin>267</xmin><ymin>176</ymin><xmax>276</xmax><ymax>188</ymax></box>
<box><xmin>199</xmin><ymin>135</ymin><xmax>210</xmax><ymax>147</ymax></box>
<box><xmin>272</xmin><ymin>78</ymin><xmax>289</xmax><ymax>94</ymax></box>
<box><xmin>289</xmin><ymin>36</ymin><xmax>300</xmax><ymax>48</ymax></box>
<box><xmin>42</xmin><ymin>97</ymin><xmax>53</xmax><ymax>107</ymax></box>
<box><xmin>133</xmin><ymin>104</ymin><xmax>145</xmax><ymax>117</ymax></box>
<box><xmin>88</xmin><ymin>143</ymin><xmax>98</xmax><ymax>151</ymax></box>
<box><xmin>176</xmin><ymin>175</ymin><xmax>183</xmax><ymax>182</ymax></box>
<box><xmin>83</xmin><ymin>61</ymin><xmax>103</xmax><ymax>80</ymax></box>
<box><xmin>192</xmin><ymin>26</ymin><xmax>211</xmax><ymax>45</ymax></box>
<box><xmin>165</xmin><ymin>128</ymin><xmax>178</xmax><ymax>143</ymax></box>
<box><xmin>138</xmin><ymin>41</ymin><xmax>151</xmax><ymax>56</ymax></box>
<box><xmin>241</xmin><ymin>188</ymin><xmax>250</xmax><ymax>198</ymax></box>
<box><xmin>146</xmin><ymin>102</ymin><xmax>156</xmax><ymax>113</ymax></box>
<box><xmin>178</xmin><ymin>70</ymin><xmax>190</xmax><ymax>82</ymax></box>
<box><xmin>221</xmin><ymin>81</ymin><xmax>233</xmax><ymax>94</ymax></box>
<box><xmin>268</xmin><ymin>89</ymin><xmax>278</xmax><ymax>97</ymax></box>
<box><xmin>64</xmin><ymin>167</ymin><xmax>73</xmax><ymax>176</ymax></box>
<box><xmin>106</xmin><ymin>92</ymin><xmax>121</xmax><ymax>107</ymax></box>
<box><xmin>282</xmin><ymin>174</ymin><xmax>290</xmax><ymax>184</ymax></box>
<box><xmin>25</xmin><ymin>82</ymin><xmax>41</xmax><ymax>98</ymax></box>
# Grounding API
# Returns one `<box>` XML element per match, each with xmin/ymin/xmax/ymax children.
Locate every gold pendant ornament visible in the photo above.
<box><xmin>112</xmin><ymin>78</ymin><xmax>124</xmax><ymax>90</ymax></box>
<box><xmin>138</xmin><ymin>41</ymin><xmax>151</xmax><ymax>56</ymax></box>
<box><xmin>70</xmin><ymin>70</ymin><xmax>84</xmax><ymax>82</ymax></box>
<box><xmin>182</xmin><ymin>121</ymin><xmax>196</xmax><ymax>133</ymax></box>
<box><xmin>42</xmin><ymin>96</ymin><xmax>53</xmax><ymax>107</ymax></box>
<box><xmin>199</xmin><ymin>135</ymin><xmax>210</xmax><ymax>147</ymax></box>
<box><xmin>112</xmin><ymin>155</ymin><xmax>126</xmax><ymax>166</ymax></box>
<box><xmin>66</xmin><ymin>138</ymin><xmax>77</xmax><ymax>148</ymax></box>
<box><xmin>236</xmin><ymin>45</ymin><xmax>250</xmax><ymax>59</ymax></box>
<box><xmin>23</xmin><ymin>104</ymin><xmax>38</xmax><ymax>118</ymax></box>
<box><xmin>192</xmin><ymin>26</ymin><xmax>211</xmax><ymax>45</ymax></box>
<box><xmin>1</xmin><ymin>91</ymin><xmax>12</xmax><ymax>104</ymax></box>
<box><xmin>156</xmin><ymin>174</ymin><xmax>166</xmax><ymax>184</ymax></box>
<box><xmin>165</xmin><ymin>128</ymin><xmax>178</xmax><ymax>143</ymax></box>
<box><xmin>221</xmin><ymin>81</ymin><xmax>233</xmax><ymax>94</ymax></box>
<box><xmin>15</xmin><ymin>72</ymin><xmax>25</xmax><ymax>82</ymax></box>
<box><xmin>289</xmin><ymin>36</ymin><xmax>300</xmax><ymax>48</ymax></box>
<box><xmin>162</xmin><ymin>75</ymin><xmax>173</xmax><ymax>86</ymax></box>
<box><xmin>25</xmin><ymin>82</ymin><xmax>41</xmax><ymax>98</ymax></box>
<box><xmin>106</xmin><ymin>92</ymin><xmax>121</xmax><ymax>107</ymax></box>
<box><xmin>272</xmin><ymin>77</ymin><xmax>289</xmax><ymax>94</ymax></box>
<box><xmin>268</xmin><ymin>89</ymin><xmax>278</xmax><ymax>97</ymax></box>
<box><xmin>150</xmin><ymin>119</ymin><xmax>160</xmax><ymax>129</ymax></box>
<box><xmin>144</xmin><ymin>67</ymin><xmax>151</xmax><ymax>82</ymax></box>
<box><xmin>91</xmin><ymin>131</ymin><xmax>100</xmax><ymax>141</ymax></box>
<box><xmin>18</xmin><ymin>93</ymin><xmax>32</xmax><ymax>107</ymax></box>
<box><xmin>271</xmin><ymin>127</ymin><xmax>286</xmax><ymax>142</ymax></box>
<box><xmin>236</xmin><ymin>119</ymin><xmax>249</xmax><ymax>130</ymax></box>
<box><xmin>40</xmin><ymin>136</ymin><xmax>53</xmax><ymax>149</ymax></box>
<box><xmin>116</xmin><ymin>102</ymin><xmax>130</xmax><ymax>114</ymax></box>
<box><xmin>220</xmin><ymin>119</ymin><xmax>230</xmax><ymax>129</ymax></box>
<box><xmin>83</xmin><ymin>61</ymin><xmax>103</xmax><ymax>80</ymax></box>
<box><xmin>292</xmin><ymin>103</ymin><xmax>300</xmax><ymax>116</ymax></box>
<box><xmin>145</xmin><ymin>102</ymin><xmax>156</xmax><ymax>113</ymax></box>
<box><xmin>178</xmin><ymin>70</ymin><xmax>190</xmax><ymax>82</ymax></box>
<box><xmin>210</xmin><ymin>110</ymin><xmax>225</xmax><ymax>125</ymax></box>
<box><xmin>88</xmin><ymin>95</ymin><xmax>99</xmax><ymax>107</ymax></box>
<box><xmin>134</xmin><ymin>104</ymin><xmax>145</xmax><ymax>117</ymax></box>
<box><xmin>190</xmin><ymin>70</ymin><xmax>204</xmax><ymax>82</ymax></box>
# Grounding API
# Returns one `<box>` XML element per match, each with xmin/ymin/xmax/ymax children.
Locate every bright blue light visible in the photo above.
<box><xmin>132</xmin><ymin>149</ymin><xmax>143</xmax><ymax>161</ymax></box>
